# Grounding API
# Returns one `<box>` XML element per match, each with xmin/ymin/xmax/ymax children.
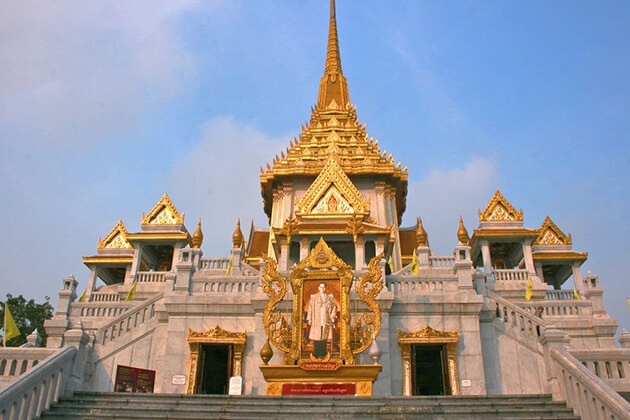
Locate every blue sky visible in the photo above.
<box><xmin>1</xmin><ymin>1</ymin><xmax>628</xmax><ymax>333</ymax></box>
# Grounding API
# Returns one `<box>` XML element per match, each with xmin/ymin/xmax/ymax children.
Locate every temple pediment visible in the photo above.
<box><xmin>98</xmin><ymin>220</ymin><xmax>132</xmax><ymax>250</ymax></box>
<box><xmin>534</xmin><ymin>216</ymin><xmax>572</xmax><ymax>246</ymax></box>
<box><xmin>295</xmin><ymin>154</ymin><xmax>369</xmax><ymax>218</ymax></box>
<box><xmin>141</xmin><ymin>193</ymin><xmax>185</xmax><ymax>225</ymax></box>
<box><xmin>478</xmin><ymin>190</ymin><xmax>523</xmax><ymax>222</ymax></box>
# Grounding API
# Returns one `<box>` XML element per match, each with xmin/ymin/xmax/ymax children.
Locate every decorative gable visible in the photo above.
<box><xmin>98</xmin><ymin>220</ymin><xmax>132</xmax><ymax>249</ymax></box>
<box><xmin>295</xmin><ymin>154</ymin><xmax>369</xmax><ymax>217</ymax></box>
<box><xmin>534</xmin><ymin>216</ymin><xmax>572</xmax><ymax>245</ymax></box>
<box><xmin>141</xmin><ymin>193</ymin><xmax>185</xmax><ymax>225</ymax></box>
<box><xmin>478</xmin><ymin>190</ymin><xmax>523</xmax><ymax>222</ymax></box>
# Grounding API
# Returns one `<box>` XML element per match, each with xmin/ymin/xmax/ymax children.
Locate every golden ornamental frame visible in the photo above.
<box><xmin>261</xmin><ymin>237</ymin><xmax>383</xmax><ymax>366</ymax></box>
<box><xmin>185</xmin><ymin>326</ymin><xmax>247</xmax><ymax>394</ymax></box>
<box><xmin>398</xmin><ymin>325</ymin><xmax>460</xmax><ymax>397</ymax></box>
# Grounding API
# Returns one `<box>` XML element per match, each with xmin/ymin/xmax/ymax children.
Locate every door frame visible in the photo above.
<box><xmin>398</xmin><ymin>325</ymin><xmax>460</xmax><ymax>396</ymax></box>
<box><xmin>186</xmin><ymin>325</ymin><xmax>247</xmax><ymax>394</ymax></box>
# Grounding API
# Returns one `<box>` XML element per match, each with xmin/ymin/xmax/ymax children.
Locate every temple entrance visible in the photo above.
<box><xmin>412</xmin><ymin>344</ymin><xmax>450</xmax><ymax>395</ymax></box>
<box><xmin>196</xmin><ymin>344</ymin><xmax>232</xmax><ymax>394</ymax></box>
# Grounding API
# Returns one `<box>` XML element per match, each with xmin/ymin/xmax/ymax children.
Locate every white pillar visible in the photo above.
<box><xmin>480</xmin><ymin>240</ymin><xmax>492</xmax><ymax>273</ymax></box>
<box><xmin>522</xmin><ymin>241</ymin><xmax>535</xmax><ymax>275</ymax></box>
<box><xmin>355</xmin><ymin>235</ymin><xmax>364</xmax><ymax>270</ymax></box>
<box><xmin>571</xmin><ymin>262</ymin><xmax>584</xmax><ymax>293</ymax></box>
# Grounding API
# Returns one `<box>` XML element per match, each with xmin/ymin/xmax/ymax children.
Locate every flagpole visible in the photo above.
<box><xmin>3</xmin><ymin>303</ymin><xmax>6</xmax><ymax>347</ymax></box>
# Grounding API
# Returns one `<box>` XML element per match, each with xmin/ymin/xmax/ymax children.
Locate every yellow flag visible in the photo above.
<box><xmin>573</xmin><ymin>288</ymin><xmax>581</xmax><ymax>301</ymax></box>
<box><xmin>78</xmin><ymin>289</ymin><xmax>87</xmax><ymax>302</ymax></box>
<box><xmin>411</xmin><ymin>249</ymin><xmax>419</xmax><ymax>275</ymax></box>
<box><xmin>388</xmin><ymin>256</ymin><xmax>394</xmax><ymax>273</ymax></box>
<box><xmin>627</xmin><ymin>298</ymin><xmax>630</xmax><ymax>314</ymax></box>
<box><xmin>226</xmin><ymin>255</ymin><xmax>233</xmax><ymax>276</ymax></box>
<box><xmin>525</xmin><ymin>277</ymin><xmax>533</xmax><ymax>301</ymax></box>
<box><xmin>4</xmin><ymin>303</ymin><xmax>21</xmax><ymax>346</ymax></box>
<box><xmin>125</xmin><ymin>280</ymin><xmax>138</xmax><ymax>302</ymax></box>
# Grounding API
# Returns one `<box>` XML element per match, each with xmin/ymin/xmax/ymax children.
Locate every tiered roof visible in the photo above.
<box><xmin>260</xmin><ymin>0</ymin><xmax>407</xmax><ymax>221</ymax></box>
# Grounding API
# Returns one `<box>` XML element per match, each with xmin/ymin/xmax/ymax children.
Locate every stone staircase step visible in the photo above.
<box><xmin>41</xmin><ymin>392</ymin><xmax>580</xmax><ymax>420</ymax></box>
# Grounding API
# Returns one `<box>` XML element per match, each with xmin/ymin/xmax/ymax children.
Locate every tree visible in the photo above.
<box><xmin>1</xmin><ymin>294</ymin><xmax>54</xmax><ymax>347</ymax></box>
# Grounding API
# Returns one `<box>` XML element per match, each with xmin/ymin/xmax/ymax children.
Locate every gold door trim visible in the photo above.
<box><xmin>398</xmin><ymin>325</ymin><xmax>460</xmax><ymax>396</ymax></box>
<box><xmin>185</xmin><ymin>326</ymin><xmax>247</xmax><ymax>394</ymax></box>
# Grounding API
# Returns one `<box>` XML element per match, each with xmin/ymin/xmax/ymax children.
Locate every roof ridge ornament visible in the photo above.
<box><xmin>98</xmin><ymin>220</ymin><xmax>132</xmax><ymax>249</ymax></box>
<box><xmin>534</xmin><ymin>216</ymin><xmax>572</xmax><ymax>245</ymax></box>
<box><xmin>141</xmin><ymin>193</ymin><xmax>185</xmax><ymax>225</ymax></box>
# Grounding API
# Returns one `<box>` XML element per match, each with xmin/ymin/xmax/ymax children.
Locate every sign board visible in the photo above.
<box><xmin>461</xmin><ymin>379</ymin><xmax>472</xmax><ymax>387</ymax></box>
<box><xmin>282</xmin><ymin>383</ymin><xmax>356</xmax><ymax>396</ymax></box>
<box><xmin>229</xmin><ymin>376</ymin><xmax>243</xmax><ymax>395</ymax></box>
<box><xmin>172</xmin><ymin>375</ymin><xmax>186</xmax><ymax>385</ymax></box>
<box><xmin>114</xmin><ymin>365</ymin><xmax>156</xmax><ymax>393</ymax></box>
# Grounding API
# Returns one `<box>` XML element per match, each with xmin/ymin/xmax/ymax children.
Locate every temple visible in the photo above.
<box><xmin>1</xmin><ymin>1</ymin><xmax>629</xmax><ymax>419</ymax></box>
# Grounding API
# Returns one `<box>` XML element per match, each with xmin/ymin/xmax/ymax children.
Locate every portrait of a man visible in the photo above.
<box><xmin>305</xmin><ymin>282</ymin><xmax>338</xmax><ymax>358</ymax></box>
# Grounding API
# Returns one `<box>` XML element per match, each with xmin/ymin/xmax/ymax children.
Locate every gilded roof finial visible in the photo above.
<box><xmin>417</xmin><ymin>216</ymin><xmax>428</xmax><ymax>247</ymax></box>
<box><xmin>192</xmin><ymin>219</ymin><xmax>203</xmax><ymax>249</ymax></box>
<box><xmin>317</xmin><ymin>0</ymin><xmax>349</xmax><ymax>109</ymax></box>
<box><xmin>232</xmin><ymin>218</ymin><xmax>244</xmax><ymax>248</ymax></box>
<box><xmin>457</xmin><ymin>216</ymin><xmax>469</xmax><ymax>245</ymax></box>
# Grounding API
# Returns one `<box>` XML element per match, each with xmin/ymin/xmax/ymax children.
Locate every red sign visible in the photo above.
<box><xmin>282</xmin><ymin>383</ymin><xmax>356</xmax><ymax>395</ymax></box>
<box><xmin>114</xmin><ymin>365</ymin><xmax>156</xmax><ymax>393</ymax></box>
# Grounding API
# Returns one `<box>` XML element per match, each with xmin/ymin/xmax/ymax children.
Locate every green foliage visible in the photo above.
<box><xmin>1</xmin><ymin>294</ymin><xmax>54</xmax><ymax>347</ymax></box>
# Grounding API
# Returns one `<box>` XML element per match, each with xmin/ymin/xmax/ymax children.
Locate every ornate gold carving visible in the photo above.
<box><xmin>98</xmin><ymin>220</ymin><xmax>132</xmax><ymax>249</ymax></box>
<box><xmin>260</xmin><ymin>238</ymin><xmax>383</xmax><ymax>367</ymax></box>
<box><xmin>398</xmin><ymin>325</ymin><xmax>459</xmax><ymax>340</ymax></box>
<box><xmin>294</xmin><ymin>154</ymin><xmax>370</xmax><ymax>218</ymax></box>
<box><xmin>279</xmin><ymin>217</ymin><xmax>299</xmax><ymax>244</ymax></box>
<box><xmin>186</xmin><ymin>326</ymin><xmax>246</xmax><ymax>394</ymax></box>
<box><xmin>141</xmin><ymin>193</ymin><xmax>185</xmax><ymax>225</ymax></box>
<box><xmin>417</xmin><ymin>216</ymin><xmax>428</xmax><ymax>247</ymax></box>
<box><xmin>192</xmin><ymin>219</ymin><xmax>203</xmax><ymax>248</ymax></box>
<box><xmin>478</xmin><ymin>190</ymin><xmax>523</xmax><ymax>222</ymax></box>
<box><xmin>260</xmin><ymin>254</ymin><xmax>290</xmax><ymax>355</ymax></box>
<box><xmin>345</xmin><ymin>215</ymin><xmax>365</xmax><ymax>243</ymax></box>
<box><xmin>534</xmin><ymin>216</ymin><xmax>572</xmax><ymax>246</ymax></box>
<box><xmin>351</xmin><ymin>253</ymin><xmax>384</xmax><ymax>355</ymax></box>
<box><xmin>457</xmin><ymin>216</ymin><xmax>469</xmax><ymax>245</ymax></box>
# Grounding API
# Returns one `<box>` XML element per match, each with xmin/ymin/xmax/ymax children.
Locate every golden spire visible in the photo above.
<box><xmin>232</xmin><ymin>219</ymin><xmax>244</xmax><ymax>248</ymax></box>
<box><xmin>317</xmin><ymin>0</ymin><xmax>349</xmax><ymax>109</ymax></box>
<box><xmin>417</xmin><ymin>216</ymin><xmax>428</xmax><ymax>247</ymax></box>
<box><xmin>457</xmin><ymin>216</ymin><xmax>469</xmax><ymax>245</ymax></box>
<box><xmin>192</xmin><ymin>219</ymin><xmax>204</xmax><ymax>249</ymax></box>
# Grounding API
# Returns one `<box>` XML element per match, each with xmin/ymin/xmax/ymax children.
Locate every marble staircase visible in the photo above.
<box><xmin>41</xmin><ymin>392</ymin><xmax>581</xmax><ymax>419</ymax></box>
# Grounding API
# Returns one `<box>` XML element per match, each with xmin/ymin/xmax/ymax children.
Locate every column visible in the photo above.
<box><xmin>571</xmin><ymin>263</ymin><xmax>584</xmax><ymax>293</ymax></box>
<box><xmin>85</xmin><ymin>267</ymin><xmax>99</xmax><ymax>300</ymax></box>
<box><xmin>522</xmin><ymin>241</ymin><xmax>535</xmax><ymax>275</ymax></box>
<box><xmin>480</xmin><ymin>240</ymin><xmax>492</xmax><ymax>273</ymax></box>
<box><xmin>300</xmin><ymin>236</ymin><xmax>309</xmax><ymax>262</ymax></box>
<box><xmin>354</xmin><ymin>235</ymin><xmax>364</xmax><ymax>270</ymax></box>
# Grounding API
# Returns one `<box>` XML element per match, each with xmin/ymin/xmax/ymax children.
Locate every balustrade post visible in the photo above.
<box><xmin>618</xmin><ymin>330</ymin><xmax>630</xmax><ymax>349</ymax></box>
<box><xmin>540</xmin><ymin>329</ymin><xmax>571</xmax><ymax>399</ymax></box>
<box><xmin>44</xmin><ymin>276</ymin><xmax>78</xmax><ymax>348</ymax></box>
<box><xmin>454</xmin><ymin>245</ymin><xmax>473</xmax><ymax>289</ymax></box>
<box><xmin>63</xmin><ymin>325</ymin><xmax>90</xmax><ymax>395</ymax></box>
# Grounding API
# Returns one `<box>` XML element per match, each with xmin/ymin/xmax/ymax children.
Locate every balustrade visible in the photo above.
<box><xmin>429</xmin><ymin>256</ymin><xmax>455</xmax><ymax>268</ymax></box>
<box><xmin>88</xmin><ymin>292</ymin><xmax>119</xmax><ymax>302</ymax></box>
<box><xmin>545</xmin><ymin>290</ymin><xmax>575</xmax><ymax>301</ymax></box>
<box><xmin>489</xmin><ymin>291</ymin><xmax>545</xmax><ymax>346</ymax></box>
<box><xmin>388</xmin><ymin>278</ymin><xmax>458</xmax><ymax>293</ymax></box>
<box><xmin>200</xmin><ymin>258</ymin><xmax>230</xmax><ymax>270</ymax></box>
<box><xmin>97</xmin><ymin>293</ymin><xmax>163</xmax><ymax>345</ymax></box>
<box><xmin>494</xmin><ymin>269</ymin><xmax>529</xmax><ymax>281</ymax></box>
<box><xmin>521</xmin><ymin>301</ymin><xmax>590</xmax><ymax>317</ymax></box>
<box><xmin>136</xmin><ymin>271</ymin><xmax>166</xmax><ymax>283</ymax></box>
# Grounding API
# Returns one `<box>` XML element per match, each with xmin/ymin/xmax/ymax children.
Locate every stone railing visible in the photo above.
<box><xmin>0</xmin><ymin>349</ymin><xmax>57</xmax><ymax>388</ymax></box>
<box><xmin>488</xmin><ymin>291</ymin><xmax>545</xmax><ymax>351</ymax></box>
<box><xmin>200</xmin><ymin>258</ymin><xmax>230</xmax><ymax>270</ymax></box>
<box><xmin>551</xmin><ymin>346</ymin><xmax>630</xmax><ymax>420</ymax></box>
<box><xmin>198</xmin><ymin>278</ymin><xmax>259</xmax><ymax>294</ymax></box>
<box><xmin>0</xmin><ymin>347</ymin><xmax>76</xmax><ymax>420</ymax></box>
<box><xmin>570</xmin><ymin>348</ymin><xmax>630</xmax><ymax>394</ymax></box>
<box><xmin>72</xmin><ymin>302</ymin><xmax>133</xmax><ymax>318</ymax></box>
<box><xmin>388</xmin><ymin>278</ymin><xmax>459</xmax><ymax>294</ymax></box>
<box><xmin>96</xmin><ymin>293</ymin><xmax>163</xmax><ymax>345</ymax></box>
<box><xmin>136</xmin><ymin>271</ymin><xmax>166</xmax><ymax>283</ymax></box>
<box><xmin>494</xmin><ymin>268</ymin><xmax>529</xmax><ymax>281</ymax></box>
<box><xmin>546</xmin><ymin>290</ymin><xmax>577</xmax><ymax>301</ymax></box>
<box><xmin>429</xmin><ymin>256</ymin><xmax>455</xmax><ymax>268</ymax></box>
<box><xmin>521</xmin><ymin>300</ymin><xmax>591</xmax><ymax>317</ymax></box>
<box><xmin>240</xmin><ymin>261</ymin><xmax>260</xmax><ymax>277</ymax></box>
<box><xmin>88</xmin><ymin>291</ymin><xmax>120</xmax><ymax>302</ymax></box>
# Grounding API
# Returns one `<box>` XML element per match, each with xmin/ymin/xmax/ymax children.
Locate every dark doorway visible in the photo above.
<box><xmin>412</xmin><ymin>344</ymin><xmax>450</xmax><ymax>395</ymax></box>
<box><xmin>197</xmin><ymin>344</ymin><xmax>232</xmax><ymax>394</ymax></box>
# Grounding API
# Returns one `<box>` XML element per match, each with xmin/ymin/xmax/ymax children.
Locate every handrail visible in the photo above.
<box><xmin>0</xmin><ymin>349</ymin><xmax>56</xmax><ymax>381</ymax></box>
<box><xmin>488</xmin><ymin>290</ymin><xmax>545</xmax><ymax>353</ymax></box>
<box><xmin>551</xmin><ymin>346</ymin><xmax>630</xmax><ymax>420</ymax></box>
<box><xmin>0</xmin><ymin>347</ymin><xmax>76</xmax><ymax>420</ymax></box>
<box><xmin>96</xmin><ymin>292</ymin><xmax>163</xmax><ymax>345</ymax></box>
<box><xmin>493</xmin><ymin>268</ymin><xmax>529</xmax><ymax>281</ymax></box>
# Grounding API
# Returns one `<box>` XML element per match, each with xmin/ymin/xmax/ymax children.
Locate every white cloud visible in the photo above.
<box><xmin>167</xmin><ymin>116</ymin><xmax>288</xmax><ymax>256</ymax></box>
<box><xmin>402</xmin><ymin>156</ymin><xmax>500</xmax><ymax>254</ymax></box>
<box><xmin>0</xmin><ymin>0</ymin><xmax>199</xmax><ymax>146</ymax></box>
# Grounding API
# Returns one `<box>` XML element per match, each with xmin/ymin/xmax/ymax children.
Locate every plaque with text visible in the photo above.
<box><xmin>282</xmin><ymin>383</ymin><xmax>356</xmax><ymax>396</ymax></box>
<box><xmin>114</xmin><ymin>365</ymin><xmax>156</xmax><ymax>393</ymax></box>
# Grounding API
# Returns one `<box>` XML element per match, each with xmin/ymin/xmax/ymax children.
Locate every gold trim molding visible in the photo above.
<box><xmin>478</xmin><ymin>189</ymin><xmax>523</xmax><ymax>222</ymax></box>
<box><xmin>534</xmin><ymin>216</ymin><xmax>572</xmax><ymax>246</ymax></box>
<box><xmin>398</xmin><ymin>325</ymin><xmax>460</xmax><ymax>397</ymax></box>
<box><xmin>185</xmin><ymin>326</ymin><xmax>247</xmax><ymax>394</ymax></box>
<box><xmin>98</xmin><ymin>220</ymin><xmax>133</xmax><ymax>249</ymax></box>
<box><xmin>141</xmin><ymin>193</ymin><xmax>185</xmax><ymax>225</ymax></box>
